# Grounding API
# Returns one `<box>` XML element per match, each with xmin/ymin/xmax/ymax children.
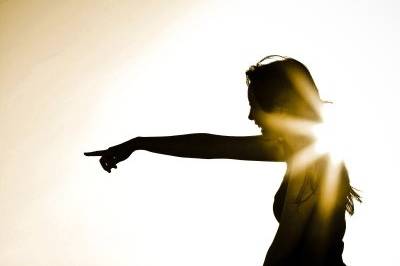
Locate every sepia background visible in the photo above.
<box><xmin>1</xmin><ymin>0</ymin><xmax>399</xmax><ymax>265</ymax></box>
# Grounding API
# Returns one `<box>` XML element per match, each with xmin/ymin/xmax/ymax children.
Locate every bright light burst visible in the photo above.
<box><xmin>311</xmin><ymin>103</ymin><xmax>348</xmax><ymax>164</ymax></box>
<box><xmin>264</xmin><ymin>98</ymin><xmax>352</xmax><ymax>175</ymax></box>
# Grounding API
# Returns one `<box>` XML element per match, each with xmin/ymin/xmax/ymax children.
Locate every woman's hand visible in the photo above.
<box><xmin>84</xmin><ymin>143</ymin><xmax>134</xmax><ymax>173</ymax></box>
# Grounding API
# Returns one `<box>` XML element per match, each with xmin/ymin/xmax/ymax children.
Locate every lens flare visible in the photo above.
<box><xmin>311</xmin><ymin>104</ymin><xmax>347</xmax><ymax>164</ymax></box>
<box><xmin>262</xmin><ymin>101</ymin><xmax>349</xmax><ymax>177</ymax></box>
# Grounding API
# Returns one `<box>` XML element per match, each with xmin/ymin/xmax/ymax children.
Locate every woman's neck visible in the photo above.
<box><xmin>283</xmin><ymin>135</ymin><xmax>315</xmax><ymax>168</ymax></box>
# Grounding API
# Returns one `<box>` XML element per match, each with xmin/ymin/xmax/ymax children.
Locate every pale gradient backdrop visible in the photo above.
<box><xmin>1</xmin><ymin>0</ymin><xmax>399</xmax><ymax>265</ymax></box>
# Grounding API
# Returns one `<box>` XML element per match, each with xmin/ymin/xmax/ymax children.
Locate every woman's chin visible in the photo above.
<box><xmin>261</xmin><ymin>129</ymin><xmax>273</xmax><ymax>138</ymax></box>
<box><xmin>261</xmin><ymin>130</ymin><xmax>282</xmax><ymax>142</ymax></box>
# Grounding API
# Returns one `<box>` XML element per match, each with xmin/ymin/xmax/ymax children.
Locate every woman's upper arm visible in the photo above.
<box><xmin>185</xmin><ymin>134</ymin><xmax>286</xmax><ymax>162</ymax></box>
<box><xmin>235</xmin><ymin>135</ymin><xmax>286</xmax><ymax>162</ymax></box>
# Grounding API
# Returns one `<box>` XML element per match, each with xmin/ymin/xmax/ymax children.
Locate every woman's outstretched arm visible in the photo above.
<box><xmin>134</xmin><ymin>133</ymin><xmax>285</xmax><ymax>161</ymax></box>
<box><xmin>85</xmin><ymin>133</ymin><xmax>285</xmax><ymax>172</ymax></box>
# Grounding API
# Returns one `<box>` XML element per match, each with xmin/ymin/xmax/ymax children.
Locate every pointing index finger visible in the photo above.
<box><xmin>84</xmin><ymin>150</ymin><xmax>107</xmax><ymax>156</ymax></box>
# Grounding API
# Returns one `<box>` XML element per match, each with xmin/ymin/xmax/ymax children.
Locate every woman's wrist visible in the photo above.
<box><xmin>127</xmin><ymin>137</ymin><xmax>142</xmax><ymax>151</ymax></box>
<box><xmin>112</xmin><ymin>137</ymin><xmax>141</xmax><ymax>153</ymax></box>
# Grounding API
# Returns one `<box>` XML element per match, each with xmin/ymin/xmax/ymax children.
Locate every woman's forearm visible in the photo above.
<box><xmin>120</xmin><ymin>133</ymin><xmax>284</xmax><ymax>162</ymax></box>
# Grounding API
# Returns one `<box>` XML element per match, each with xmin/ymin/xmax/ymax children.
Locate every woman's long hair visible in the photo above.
<box><xmin>246</xmin><ymin>55</ymin><xmax>361</xmax><ymax>214</ymax></box>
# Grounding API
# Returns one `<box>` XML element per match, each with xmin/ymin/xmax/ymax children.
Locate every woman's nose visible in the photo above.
<box><xmin>248</xmin><ymin>108</ymin><xmax>254</xmax><ymax>120</ymax></box>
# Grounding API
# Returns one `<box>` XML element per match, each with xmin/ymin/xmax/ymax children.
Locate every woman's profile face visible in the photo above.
<box><xmin>247</xmin><ymin>89</ymin><xmax>263</xmax><ymax>128</ymax></box>
<box><xmin>248</xmin><ymin>88</ymin><xmax>281</xmax><ymax>138</ymax></box>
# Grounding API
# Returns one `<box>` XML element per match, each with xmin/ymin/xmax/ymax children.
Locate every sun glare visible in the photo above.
<box><xmin>311</xmin><ymin>104</ymin><xmax>347</xmax><ymax>164</ymax></box>
<box><xmin>265</xmin><ymin>101</ymin><xmax>350</xmax><ymax>172</ymax></box>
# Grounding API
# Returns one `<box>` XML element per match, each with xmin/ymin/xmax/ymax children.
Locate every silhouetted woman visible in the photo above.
<box><xmin>85</xmin><ymin>55</ymin><xmax>360</xmax><ymax>266</ymax></box>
